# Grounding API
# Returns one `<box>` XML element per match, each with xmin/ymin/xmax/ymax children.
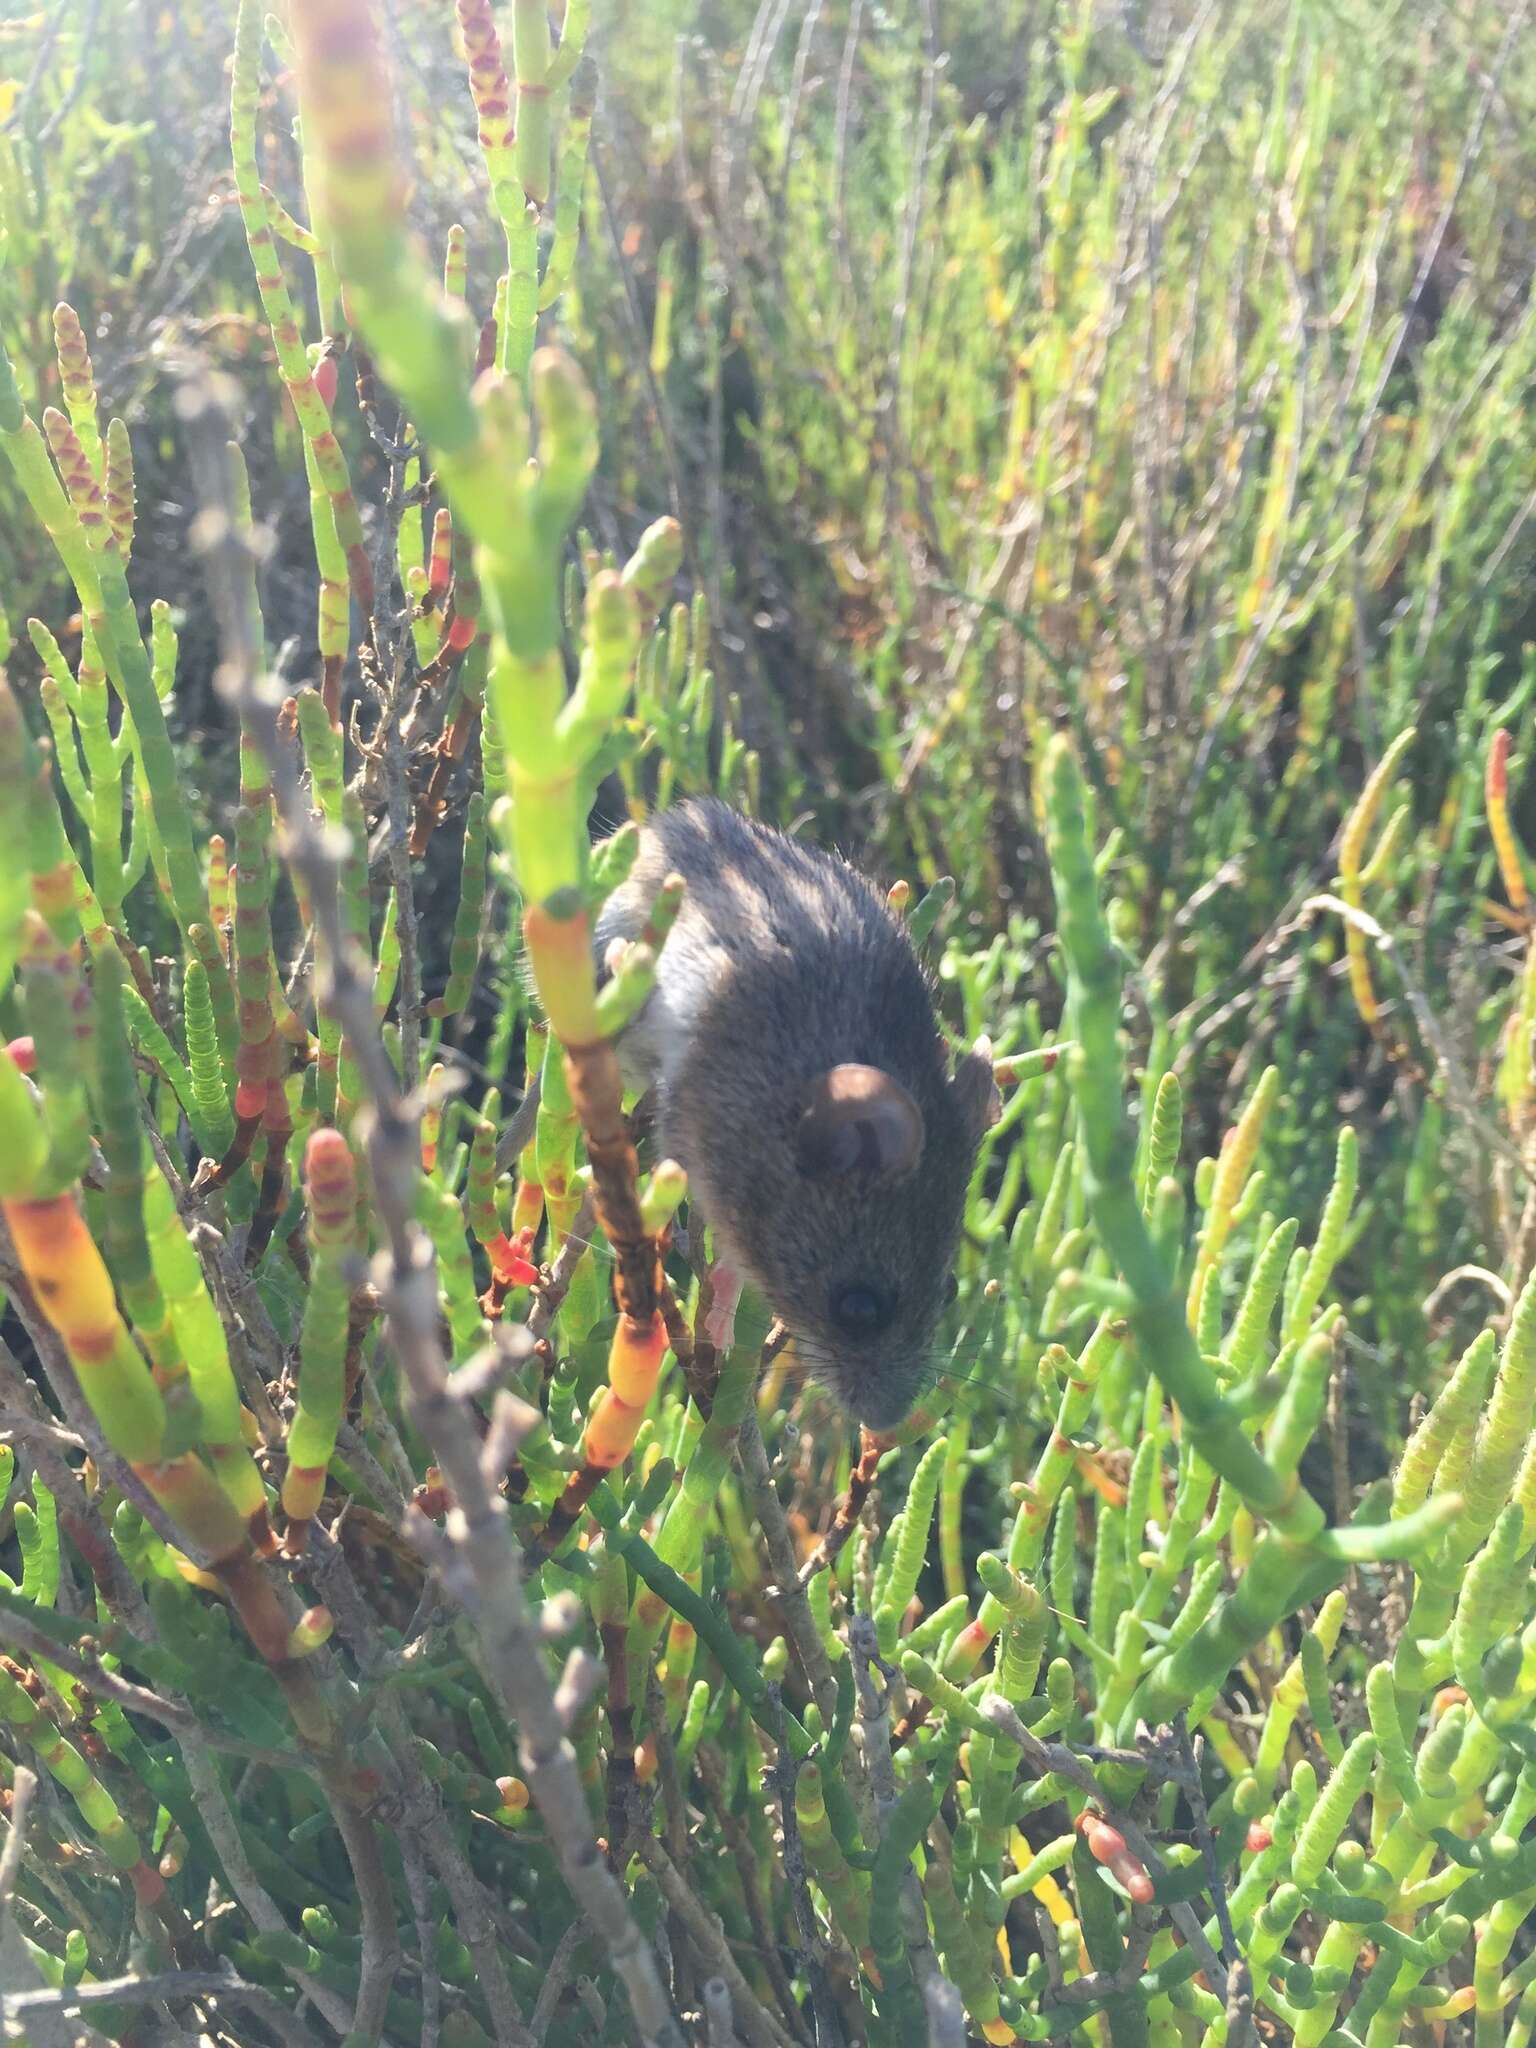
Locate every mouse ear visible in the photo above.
<box><xmin>796</xmin><ymin>1064</ymin><xmax>925</xmax><ymax>1180</ymax></box>
<box><xmin>952</xmin><ymin>1035</ymin><xmax>1001</xmax><ymax>1140</ymax></box>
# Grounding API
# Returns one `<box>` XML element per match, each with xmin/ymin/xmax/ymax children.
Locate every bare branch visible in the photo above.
<box><xmin>180</xmin><ymin>359</ymin><xmax>682</xmax><ymax>2048</ymax></box>
<box><xmin>0</xmin><ymin>1764</ymin><xmax>36</xmax><ymax>1917</ymax></box>
<box><xmin>634</xmin><ymin>1837</ymin><xmax>801</xmax><ymax>2048</ymax></box>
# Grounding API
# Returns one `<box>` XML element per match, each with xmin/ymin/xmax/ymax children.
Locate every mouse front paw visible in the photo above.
<box><xmin>703</xmin><ymin>1260</ymin><xmax>743</xmax><ymax>1352</ymax></box>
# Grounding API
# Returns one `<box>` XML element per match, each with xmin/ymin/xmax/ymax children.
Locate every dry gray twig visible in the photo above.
<box><xmin>978</xmin><ymin>1695</ymin><xmax>1230</xmax><ymax>2000</ymax></box>
<box><xmin>736</xmin><ymin>1410</ymin><xmax>839</xmax><ymax>1727</ymax></box>
<box><xmin>181</xmin><ymin>359</ymin><xmax>682</xmax><ymax>2048</ymax></box>
<box><xmin>704</xmin><ymin>1976</ymin><xmax>745</xmax><ymax>2048</ymax></box>
<box><xmin>528</xmin><ymin>1919</ymin><xmax>590</xmax><ymax>2045</ymax></box>
<box><xmin>0</xmin><ymin>1764</ymin><xmax>36</xmax><ymax>1920</ymax></box>
<box><xmin>0</xmin><ymin>1604</ymin><xmax>308</xmax><ymax>1771</ymax></box>
<box><xmin>634</xmin><ymin>1837</ymin><xmax>801</xmax><ymax>2048</ymax></box>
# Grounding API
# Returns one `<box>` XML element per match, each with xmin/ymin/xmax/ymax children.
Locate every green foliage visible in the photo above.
<box><xmin>1</xmin><ymin>3</ymin><xmax>1536</xmax><ymax>2047</ymax></box>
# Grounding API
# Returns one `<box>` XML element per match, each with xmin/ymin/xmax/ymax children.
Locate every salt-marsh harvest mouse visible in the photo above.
<box><xmin>592</xmin><ymin>799</ymin><xmax>997</xmax><ymax>1430</ymax></box>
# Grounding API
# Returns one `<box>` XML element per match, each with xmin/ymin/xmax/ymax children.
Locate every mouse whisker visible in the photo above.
<box><xmin>537</xmin><ymin>1229</ymin><xmax>617</xmax><ymax>1264</ymax></box>
<box><xmin>476</xmin><ymin>1227</ymin><xmax>1036</xmax><ymax>1421</ymax></box>
<box><xmin>766</xmin><ymin>1333</ymin><xmax>1034</xmax><ymax>1419</ymax></box>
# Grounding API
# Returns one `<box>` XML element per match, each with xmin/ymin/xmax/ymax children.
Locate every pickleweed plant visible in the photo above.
<box><xmin>2</xmin><ymin>5</ymin><xmax>1536</xmax><ymax>2047</ymax></box>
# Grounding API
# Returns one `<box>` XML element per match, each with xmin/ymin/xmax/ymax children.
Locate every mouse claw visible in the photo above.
<box><xmin>704</xmin><ymin>1262</ymin><xmax>743</xmax><ymax>1353</ymax></box>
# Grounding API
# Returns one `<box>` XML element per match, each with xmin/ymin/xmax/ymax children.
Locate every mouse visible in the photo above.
<box><xmin>589</xmin><ymin>798</ymin><xmax>997</xmax><ymax>1430</ymax></box>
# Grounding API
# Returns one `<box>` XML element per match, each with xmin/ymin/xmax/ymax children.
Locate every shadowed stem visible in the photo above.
<box><xmin>737</xmin><ymin>1408</ymin><xmax>839</xmax><ymax>1727</ymax></box>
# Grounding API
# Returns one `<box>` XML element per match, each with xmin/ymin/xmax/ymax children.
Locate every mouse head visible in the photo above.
<box><xmin>658</xmin><ymin>888</ymin><xmax>1001</xmax><ymax>1434</ymax></box>
<box><xmin>753</xmin><ymin>1042</ymin><xmax>999</xmax><ymax>1431</ymax></box>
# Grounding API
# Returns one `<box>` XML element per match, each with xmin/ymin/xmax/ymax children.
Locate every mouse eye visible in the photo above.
<box><xmin>830</xmin><ymin>1283</ymin><xmax>894</xmax><ymax>1338</ymax></box>
<box><xmin>944</xmin><ymin>1273</ymin><xmax>960</xmax><ymax>1305</ymax></box>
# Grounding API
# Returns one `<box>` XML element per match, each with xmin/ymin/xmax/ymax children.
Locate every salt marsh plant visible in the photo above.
<box><xmin>3</xmin><ymin>4</ymin><xmax>1536</xmax><ymax>2047</ymax></box>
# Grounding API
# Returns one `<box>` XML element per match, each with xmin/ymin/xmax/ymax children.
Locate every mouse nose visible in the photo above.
<box><xmin>850</xmin><ymin>1373</ymin><xmax>918</xmax><ymax>1435</ymax></box>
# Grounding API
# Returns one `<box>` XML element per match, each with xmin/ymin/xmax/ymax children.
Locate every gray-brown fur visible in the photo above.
<box><xmin>595</xmin><ymin>798</ymin><xmax>994</xmax><ymax>1428</ymax></box>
